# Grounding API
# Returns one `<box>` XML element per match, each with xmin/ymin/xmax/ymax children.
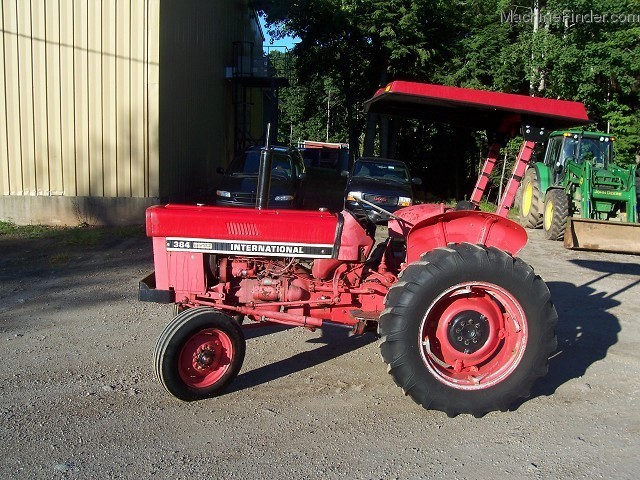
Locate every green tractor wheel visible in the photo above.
<box><xmin>543</xmin><ymin>189</ymin><xmax>569</xmax><ymax>241</ymax></box>
<box><xmin>519</xmin><ymin>169</ymin><xmax>543</xmax><ymax>228</ymax></box>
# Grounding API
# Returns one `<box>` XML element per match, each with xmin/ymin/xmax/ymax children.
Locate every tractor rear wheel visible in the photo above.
<box><xmin>519</xmin><ymin>168</ymin><xmax>543</xmax><ymax>228</ymax></box>
<box><xmin>154</xmin><ymin>307</ymin><xmax>245</xmax><ymax>401</ymax></box>
<box><xmin>379</xmin><ymin>243</ymin><xmax>557</xmax><ymax>417</ymax></box>
<box><xmin>543</xmin><ymin>189</ymin><xmax>569</xmax><ymax>240</ymax></box>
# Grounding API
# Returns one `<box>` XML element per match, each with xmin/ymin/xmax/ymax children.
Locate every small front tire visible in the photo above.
<box><xmin>154</xmin><ymin>307</ymin><xmax>246</xmax><ymax>401</ymax></box>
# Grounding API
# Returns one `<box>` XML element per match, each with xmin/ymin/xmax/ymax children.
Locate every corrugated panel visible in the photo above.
<box><xmin>102</xmin><ymin>0</ymin><xmax>117</xmax><ymax>198</ymax></box>
<box><xmin>147</xmin><ymin>0</ymin><xmax>160</xmax><ymax>197</ymax></box>
<box><xmin>32</xmin><ymin>0</ymin><xmax>48</xmax><ymax>195</ymax></box>
<box><xmin>4</xmin><ymin>1</ymin><xmax>22</xmax><ymax>195</ymax></box>
<box><xmin>87</xmin><ymin>0</ymin><xmax>103</xmax><ymax>196</ymax></box>
<box><xmin>44</xmin><ymin>0</ymin><xmax>63</xmax><ymax>195</ymax></box>
<box><xmin>0</xmin><ymin>0</ymin><xmax>160</xmax><ymax>198</ymax></box>
<box><xmin>59</xmin><ymin>0</ymin><xmax>76</xmax><ymax>195</ymax></box>
<box><xmin>73</xmin><ymin>0</ymin><xmax>90</xmax><ymax>196</ymax></box>
<box><xmin>130</xmin><ymin>0</ymin><xmax>145</xmax><ymax>197</ymax></box>
<box><xmin>0</xmin><ymin>2</ymin><xmax>9</xmax><ymax>195</ymax></box>
<box><xmin>115</xmin><ymin>0</ymin><xmax>131</xmax><ymax>197</ymax></box>
<box><xmin>17</xmin><ymin>1</ymin><xmax>37</xmax><ymax>196</ymax></box>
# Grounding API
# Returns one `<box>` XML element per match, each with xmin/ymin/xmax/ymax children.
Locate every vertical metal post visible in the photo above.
<box><xmin>256</xmin><ymin>124</ymin><xmax>272</xmax><ymax>210</ymax></box>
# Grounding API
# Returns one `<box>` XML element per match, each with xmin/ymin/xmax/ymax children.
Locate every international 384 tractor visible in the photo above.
<box><xmin>140</xmin><ymin>82</ymin><xmax>590</xmax><ymax>417</ymax></box>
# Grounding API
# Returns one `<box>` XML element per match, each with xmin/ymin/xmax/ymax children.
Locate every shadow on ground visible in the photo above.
<box><xmin>520</xmin><ymin>258</ymin><xmax>640</xmax><ymax>405</ymax></box>
<box><xmin>229</xmin><ymin>327</ymin><xmax>377</xmax><ymax>393</ymax></box>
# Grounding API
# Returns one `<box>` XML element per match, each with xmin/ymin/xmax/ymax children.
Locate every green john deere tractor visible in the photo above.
<box><xmin>519</xmin><ymin>130</ymin><xmax>638</xmax><ymax>251</ymax></box>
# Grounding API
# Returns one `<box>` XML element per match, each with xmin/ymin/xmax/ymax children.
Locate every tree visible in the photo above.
<box><xmin>255</xmin><ymin>0</ymin><xmax>640</xmax><ymax>201</ymax></box>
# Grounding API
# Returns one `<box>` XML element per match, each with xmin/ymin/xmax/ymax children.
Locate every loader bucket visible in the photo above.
<box><xmin>564</xmin><ymin>217</ymin><xmax>640</xmax><ymax>255</ymax></box>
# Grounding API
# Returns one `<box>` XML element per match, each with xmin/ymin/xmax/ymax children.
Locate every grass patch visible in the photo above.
<box><xmin>0</xmin><ymin>221</ymin><xmax>145</xmax><ymax>245</ymax></box>
<box><xmin>0</xmin><ymin>221</ymin><xmax>58</xmax><ymax>238</ymax></box>
<box><xmin>477</xmin><ymin>199</ymin><xmax>497</xmax><ymax>213</ymax></box>
<box><xmin>61</xmin><ymin>227</ymin><xmax>103</xmax><ymax>246</ymax></box>
<box><xmin>113</xmin><ymin>225</ymin><xmax>146</xmax><ymax>238</ymax></box>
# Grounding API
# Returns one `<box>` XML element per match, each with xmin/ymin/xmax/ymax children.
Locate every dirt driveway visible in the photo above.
<box><xmin>1</xmin><ymin>222</ymin><xmax>639</xmax><ymax>479</ymax></box>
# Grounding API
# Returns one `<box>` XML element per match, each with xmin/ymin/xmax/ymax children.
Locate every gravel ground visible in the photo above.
<box><xmin>1</xmin><ymin>223</ymin><xmax>639</xmax><ymax>479</ymax></box>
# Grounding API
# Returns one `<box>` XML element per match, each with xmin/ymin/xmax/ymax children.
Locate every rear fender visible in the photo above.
<box><xmin>405</xmin><ymin>211</ymin><xmax>528</xmax><ymax>264</ymax></box>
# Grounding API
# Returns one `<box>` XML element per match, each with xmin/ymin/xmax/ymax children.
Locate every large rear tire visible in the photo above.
<box><xmin>519</xmin><ymin>168</ymin><xmax>543</xmax><ymax>228</ymax></box>
<box><xmin>154</xmin><ymin>307</ymin><xmax>245</xmax><ymax>401</ymax></box>
<box><xmin>543</xmin><ymin>189</ymin><xmax>569</xmax><ymax>241</ymax></box>
<box><xmin>379</xmin><ymin>243</ymin><xmax>557</xmax><ymax>417</ymax></box>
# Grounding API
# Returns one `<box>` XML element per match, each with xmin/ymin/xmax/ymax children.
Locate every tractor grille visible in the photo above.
<box><xmin>226</xmin><ymin>222</ymin><xmax>259</xmax><ymax>236</ymax></box>
<box><xmin>363</xmin><ymin>193</ymin><xmax>398</xmax><ymax>206</ymax></box>
<box><xmin>232</xmin><ymin>193</ymin><xmax>257</xmax><ymax>204</ymax></box>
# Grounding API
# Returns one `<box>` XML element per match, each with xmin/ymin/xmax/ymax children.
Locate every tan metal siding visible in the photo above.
<box><xmin>130</xmin><ymin>0</ymin><xmax>145</xmax><ymax>197</ymax></box>
<box><xmin>147</xmin><ymin>0</ymin><xmax>160</xmax><ymax>197</ymax></box>
<box><xmin>32</xmin><ymin>1</ymin><xmax>48</xmax><ymax>195</ymax></box>
<box><xmin>87</xmin><ymin>0</ymin><xmax>102</xmax><ymax>196</ymax></box>
<box><xmin>3</xmin><ymin>1</ymin><xmax>22</xmax><ymax>194</ymax></box>
<box><xmin>59</xmin><ymin>0</ymin><xmax>75</xmax><ymax>195</ymax></box>
<box><xmin>0</xmin><ymin>0</ymin><xmax>159</xmax><ymax>198</ymax></box>
<box><xmin>44</xmin><ymin>0</ymin><xmax>63</xmax><ymax>195</ymax></box>
<box><xmin>0</xmin><ymin>2</ymin><xmax>9</xmax><ymax>195</ymax></box>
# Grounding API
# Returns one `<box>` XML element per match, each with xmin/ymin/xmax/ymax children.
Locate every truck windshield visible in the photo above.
<box><xmin>353</xmin><ymin>161</ymin><xmax>410</xmax><ymax>183</ymax></box>
<box><xmin>228</xmin><ymin>151</ymin><xmax>292</xmax><ymax>178</ymax></box>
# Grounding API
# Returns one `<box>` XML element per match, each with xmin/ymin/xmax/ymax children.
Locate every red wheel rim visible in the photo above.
<box><xmin>178</xmin><ymin>328</ymin><xmax>234</xmax><ymax>389</ymax></box>
<box><xmin>419</xmin><ymin>282</ymin><xmax>528</xmax><ymax>390</ymax></box>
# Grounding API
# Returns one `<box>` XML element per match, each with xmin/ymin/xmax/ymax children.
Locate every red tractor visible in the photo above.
<box><xmin>140</xmin><ymin>81</ymin><xmax>590</xmax><ymax>417</ymax></box>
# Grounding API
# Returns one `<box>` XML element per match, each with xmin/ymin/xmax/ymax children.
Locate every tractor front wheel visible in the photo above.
<box><xmin>543</xmin><ymin>189</ymin><xmax>569</xmax><ymax>240</ymax></box>
<box><xmin>519</xmin><ymin>168</ymin><xmax>543</xmax><ymax>228</ymax></box>
<box><xmin>379</xmin><ymin>243</ymin><xmax>557</xmax><ymax>417</ymax></box>
<box><xmin>154</xmin><ymin>307</ymin><xmax>245</xmax><ymax>401</ymax></box>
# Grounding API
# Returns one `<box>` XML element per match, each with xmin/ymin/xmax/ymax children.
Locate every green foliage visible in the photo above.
<box><xmin>259</xmin><ymin>0</ymin><xmax>640</xmax><ymax>194</ymax></box>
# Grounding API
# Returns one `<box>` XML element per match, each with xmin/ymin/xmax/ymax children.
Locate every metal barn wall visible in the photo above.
<box><xmin>158</xmin><ymin>0</ymin><xmax>264</xmax><ymax>201</ymax></box>
<box><xmin>0</xmin><ymin>0</ymin><xmax>160</xmax><ymax>200</ymax></box>
<box><xmin>0</xmin><ymin>0</ymin><xmax>264</xmax><ymax>224</ymax></box>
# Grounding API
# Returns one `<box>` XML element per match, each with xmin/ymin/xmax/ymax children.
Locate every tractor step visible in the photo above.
<box><xmin>564</xmin><ymin>218</ymin><xmax>640</xmax><ymax>255</ymax></box>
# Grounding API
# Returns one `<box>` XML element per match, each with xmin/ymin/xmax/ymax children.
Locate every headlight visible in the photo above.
<box><xmin>398</xmin><ymin>196</ymin><xmax>412</xmax><ymax>207</ymax></box>
<box><xmin>216</xmin><ymin>190</ymin><xmax>231</xmax><ymax>198</ymax></box>
<box><xmin>346</xmin><ymin>191</ymin><xmax>362</xmax><ymax>201</ymax></box>
<box><xmin>274</xmin><ymin>195</ymin><xmax>294</xmax><ymax>201</ymax></box>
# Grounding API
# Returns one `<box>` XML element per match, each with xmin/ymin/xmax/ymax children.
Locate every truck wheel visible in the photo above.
<box><xmin>519</xmin><ymin>169</ymin><xmax>542</xmax><ymax>228</ymax></box>
<box><xmin>379</xmin><ymin>243</ymin><xmax>557</xmax><ymax>417</ymax></box>
<box><xmin>154</xmin><ymin>307</ymin><xmax>245</xmax><ymax>401</ymax></box>
<box><xmin>543</xmin><ymin>189</ymin><xmax>569</xmax><ymax>241</ymax></box>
